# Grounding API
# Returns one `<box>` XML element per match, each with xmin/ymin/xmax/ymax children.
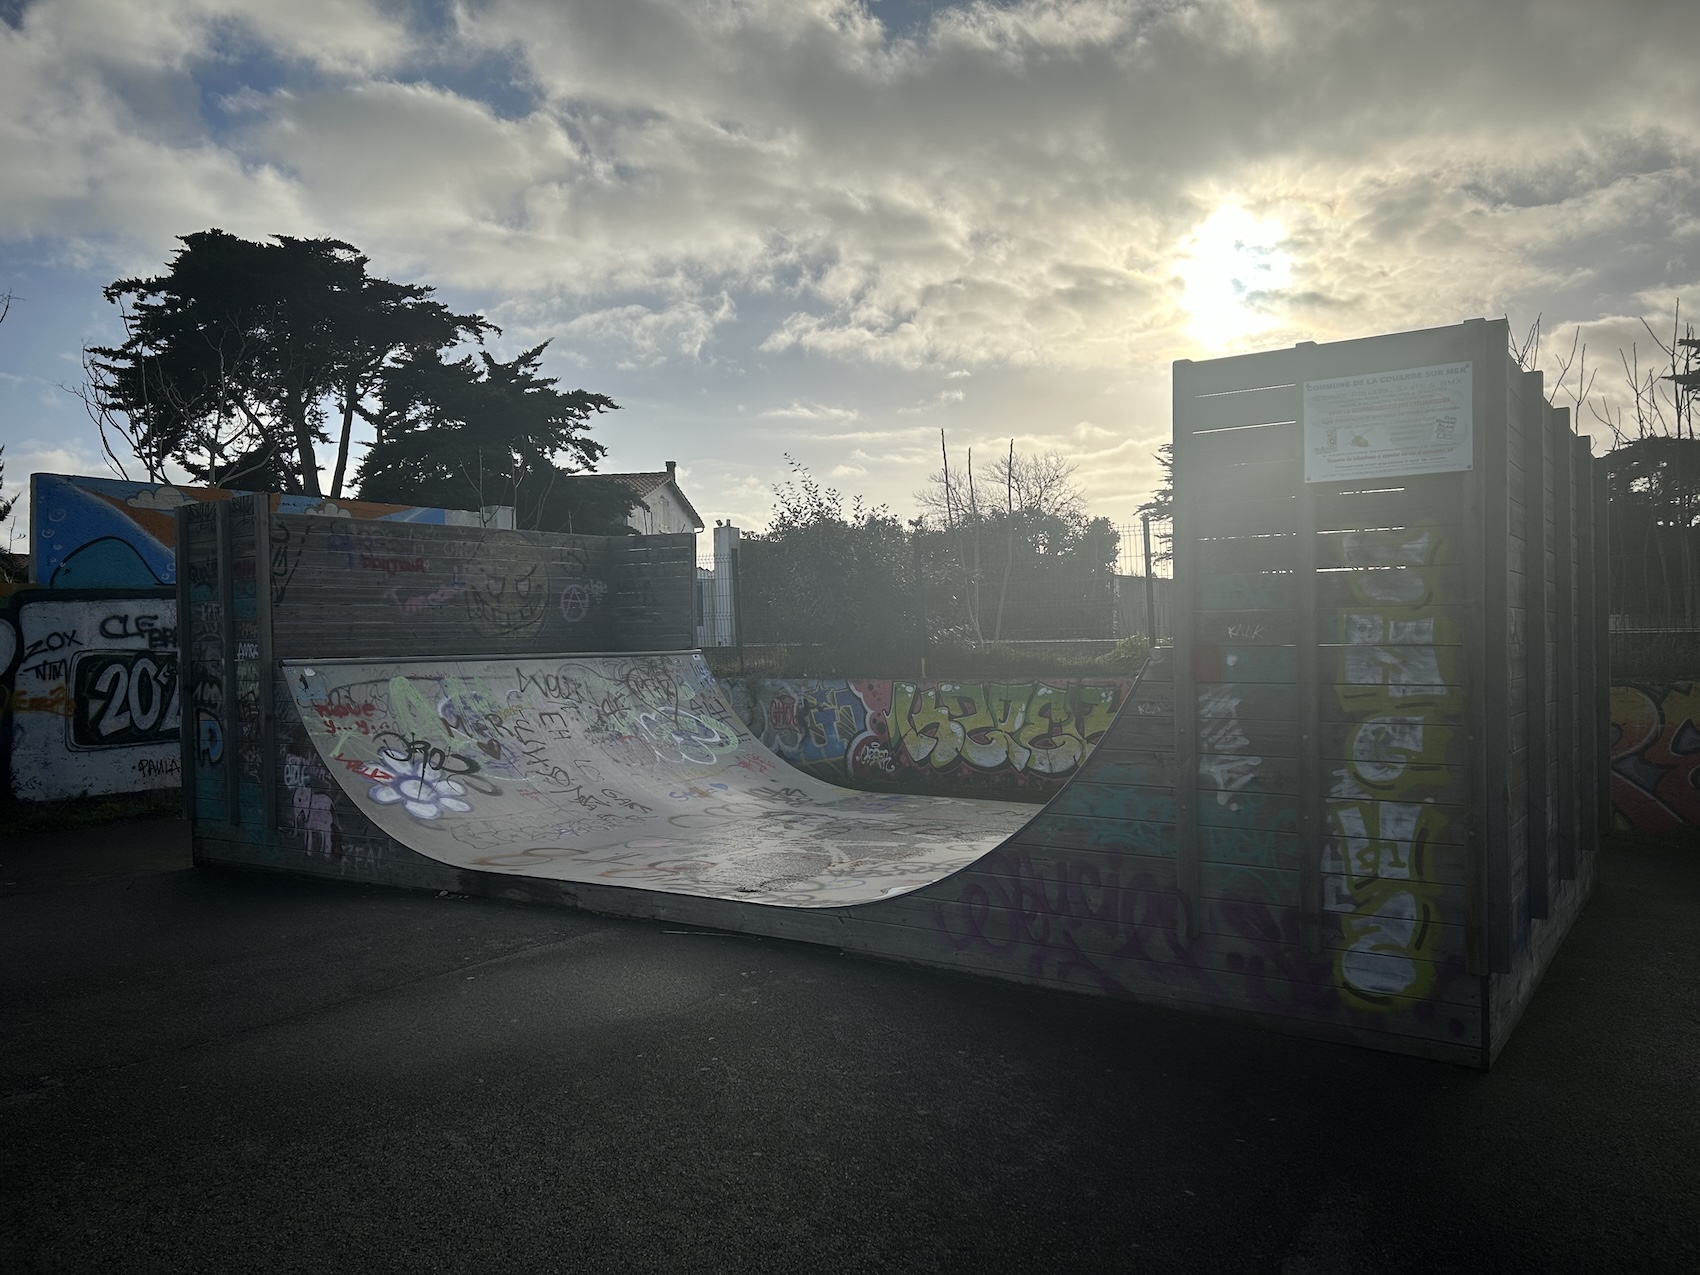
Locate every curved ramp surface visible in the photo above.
<box><xmin>286</xmin><ymin>651</ymin><xmax>1032</xmax><ymax>906</ymax></box>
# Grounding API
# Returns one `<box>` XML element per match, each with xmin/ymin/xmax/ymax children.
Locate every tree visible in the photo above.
<box><xmin>738</xmin><ymin>458</ymin><xmax>914</xmax><ymax>655</ymax></box>
<box><xmin>353</xmin><ymin>343</ymin><xmax>638</xmax><ymax>534</ymax></box>
<box><xmin>914</xmin><ymin>435</ymin><xmax>1118</xmax><ymax>642</ymax></box>
<box><xmin>1134</xmin><ymin>442</ymin><xmax>1173</xmax><ymax>566</ymax></box>
<box><xmin>84</xmin><ymin>230</ymin><xmax>490</xmax><ymax>495</ymax></box>
<box><xmin>917</xmin><ymin>442</ymin><xmax>1086</xmax><ymax>527</ymax></box>
<box><xmin>1548</xmin><ymin>300</ymin><xmax>1700</xmax><ymax>628</ymax></box>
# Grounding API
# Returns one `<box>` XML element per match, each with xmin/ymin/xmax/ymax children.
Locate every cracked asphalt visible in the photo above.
<box><xmin>1</xmin><ymin>818</ymin><xmax>1695</xmax><ymax>1273</ymax></box>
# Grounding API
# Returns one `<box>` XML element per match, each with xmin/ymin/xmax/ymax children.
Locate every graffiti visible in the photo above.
<box><xmin>559</xmin><ymin>582</ymin><xmax>592</xmax><ymax>623</ymax></box>
<box><xmin>196</xmin><ymin>711</ymin><xmax>224</xmax><ymax>764</ymax></box>
<box><xmin>461</xmin><ymin>531</ymin><xmax>549</xmax><ymax>639</ymax></box>
<box><xmin>358</xmin><ymin>553</ymin><xmax>426</xmax><ymax>574</ymax></box>
<box><xmin>281</xmin><ymin>652</ymin><xmax>1022</xmax><ymax>904</ymax></box>
<box><xmin>387</xmin><ymin>581</ymin><xmax>468</xmax><ymax>616</ymax></box>
<box><xmin>97</xmin><ymin>612</ymin><xmax>175</xmax><ymax>648</ymax></box>
<box><xmin>2</xmin><ymin>684</ymin><xmax>72</xmax><ymax>717</ymax></box>
<box><xmin>24</xmin><ymin>630</ymin><xmax>81</xmax><ymax>659</ymax></box>
<box><xmin>5</xmin><ymin>597</ymin><xmax>186</xmax><ymax>800</ymax></box>
<box><xmin>367</xmin><ymin>759</ymin><xmax>476</xmax><ymax>821</ymax></box>
<box><xmin>1610</xmin><ymin>682</ymin><xmax>1700</xmax><ymax>835</ymax></box>
<box><xmin>31</xmin><ymin>471</ymin><xmax>465</xmax><ymax>590</ymax></box>
<box><xmin>1198</xmin><ymin>686</ymin><xmax>1261</xmax><ymax>811</ymax></box>
<box><xmin>930</xmin><ymin>843</ymin><xmax>1391</xmax><ymax>1025</ymax></box>
<box><xmin>70</xmin><ymin>651</ymin><xmax>180</xmax><ymax>748</ymax></box>
<box><xmin>1322</xmin><ymin>530</ymin><xmax>1460</xmax><ymax>1011</ymax></box>
<box><xmin>270</xmin><ymin>518</ymin><xmax>310</xmax><ymax>605</ymax></box>
<box><xmin>735</xmin><ymin>677</ymin><xmax>1130</xmax><ymax>796</ymax></box>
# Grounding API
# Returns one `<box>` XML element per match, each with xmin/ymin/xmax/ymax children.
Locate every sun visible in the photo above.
<box><xmin>1175</xmin><ymin>206</ymin><xmax>1292</xmax><ymax>345</ymax></box>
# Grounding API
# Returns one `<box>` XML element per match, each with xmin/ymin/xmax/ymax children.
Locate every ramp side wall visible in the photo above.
<box><xmin>185</xmin><ymin>502</ymin><xmax>697</xmax><ymax>867</ymax></box>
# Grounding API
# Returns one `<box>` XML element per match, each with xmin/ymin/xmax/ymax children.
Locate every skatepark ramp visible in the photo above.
<box><xmin>181</xmin><ymin>319</ymin><xmax>1608</xmax><ymax>1068</ymax></box>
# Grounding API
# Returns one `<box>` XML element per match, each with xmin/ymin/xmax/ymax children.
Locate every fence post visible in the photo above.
<box><xmin>1142</xmin><ymin>514</ymin><xmax>1158</xmax><ymax>644</ymax></box>
<box><xmin>913</xmin><ymin>524</ymin><xmax>928</xmax><ymax>678</ymax></box>
<box><xmin>729</xmin><ymin>532</ymin><xmax>744</xmax><ymax>677</ymax></box>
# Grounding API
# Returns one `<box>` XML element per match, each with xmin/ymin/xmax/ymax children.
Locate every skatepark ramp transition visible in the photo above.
<box><xmin>181</xmin><ymin>319</ymin><xmax>1609</xmax><ymax>1069</ymax></box>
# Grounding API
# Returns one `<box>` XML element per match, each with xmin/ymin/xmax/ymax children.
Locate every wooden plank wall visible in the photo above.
<box><xmin>266</xmin><ymin>513</ymin><xmax>696</xmax><ymax>659</ymax></box>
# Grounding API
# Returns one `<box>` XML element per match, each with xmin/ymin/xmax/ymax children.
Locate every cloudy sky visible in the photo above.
<box><xmin>1</xmin><ymin>0</ymin><xmax>1695</xmax><ymax>548</ymax></box>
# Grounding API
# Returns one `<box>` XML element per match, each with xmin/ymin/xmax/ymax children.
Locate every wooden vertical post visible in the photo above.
<box><xmin>251</xmin><ymin>495</ymin><xmax>277</xmax><ymax>832</ymax></box>
<box><xmin>1573</xmin><ymin>435</ymin><xmax>1598</xmax><ymax>856</ymax></box>
<box><xmin>1480</xmin><ymin>325</ymin><xmax>1513</xmax><ymax>974</ymax></box>
<box><xmin>1593</xmin><ymin>456</ymin><xmax>1612</xmax><ymax>838</ymax></box>
<box><xmin>216</xmin><ymin>500</ymin><xmax>239</xmax><ymax>827</ymax></box>
<box><xmin>1293</xmin><ymin>342</ymin><xmax>1322</xmax><ymax>953</ymax></box>
<box><xmin>1551</xmin><ymin>409</ymin><xmax>1578</xmax><ymax>879</ymax></box>
<box><xmin>1170</xmin><ymin>359</ymin><xmax>1200</xmax><ymax>939</ymax></box>
<box><xmin>175</xmin><ymin>504</ymin><xmax>194</xmax><ymax>823</ymax></box>
<box><xmin>1523</xmin><ymin>377</ymin><xmax>1551</xmax><ymax>919</ymax></box>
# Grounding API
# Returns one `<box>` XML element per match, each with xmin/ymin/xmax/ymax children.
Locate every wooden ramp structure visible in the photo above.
<box><xmin>183</xmin><ymin>318</ymin><xmax>1607</xmax><ymax>1068</ymax></box>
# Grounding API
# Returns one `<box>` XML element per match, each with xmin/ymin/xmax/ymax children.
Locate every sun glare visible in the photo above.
<box><xmin>1176</xmin><ymin>206</ymin><xmax>1292</xmax><ymax>345</ymax></box>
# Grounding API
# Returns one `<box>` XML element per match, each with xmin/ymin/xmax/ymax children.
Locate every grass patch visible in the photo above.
<box><xmin>1</xmin><ymin>789</ymin><xmax>181</xmax><ymax>838</ymax></box>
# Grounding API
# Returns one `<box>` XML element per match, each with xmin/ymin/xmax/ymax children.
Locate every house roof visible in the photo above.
<box><xmin>571</xmin><ymin>464</ymin><xmax>705</xmax><ymax>531</ymax></box>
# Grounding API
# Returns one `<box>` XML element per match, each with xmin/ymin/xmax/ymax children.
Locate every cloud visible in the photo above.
<box><xmin>897</xmin><ymin>389</ymin><xmax>967</xmax><ymax>415</ymax></box>
<box><xmin>0</xmin><ymin>0</ymin><xmax>1695</xmax><ymax>526</ymax></box>
<box><xmin>759</xmin><ymin>402</ymin><xmax>859</xmax><ymax>421</ymax></box>
<box><xmin>124</xmin><ymin>485</ymin><xmax>190</xmax><ymax>510</ymax></box>
<box><xmin>0</xmin><ymin>440</ymin><xmax>109</xmax><ymax>553</ymax></box>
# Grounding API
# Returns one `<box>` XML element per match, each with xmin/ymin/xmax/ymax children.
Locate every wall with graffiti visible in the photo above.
<box><xmin>0</xmin><ymin>590</ymin><xmax>180</xmax><ymax>801</ymax></box>
<box><xmin>29</xmin><ymin>471</ymin><xmax>483</xmax><ymax>589</ymax></box>
<box><xmin>724</xmin><ymin>676</ymin><xmax>1133</xmax><ymax>799</ymax></box>
<box><xmin>1610</xmin><ymin>681</ymin><xmax>1700</xmax><ymax>835</ymax></box>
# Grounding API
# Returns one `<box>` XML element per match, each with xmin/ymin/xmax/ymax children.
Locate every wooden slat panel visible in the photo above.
<box><xmin>1195</xmin><ymin>535</ymin><xmax>1299</xmax><ymax>574</ymax></box>
<box><xmin>1318</xmin><ymin>605</ymin><xmax>1466</xmax><ymax>646</ymax></box>
<box><xmin>1195</xmin><ymin>610</ymin><xmax>1299</xmax><ymax>645</ymax></box>
<box><xmin>1184</xmin><ymin>349</ymin><xmax>1296</xmax><ymax>396</ymax></box>
<box><xmin>1314</xmin><ymin>484</ymin><xmax>1468</xmax><ymax>533</ymax></box>
<box><xmin>1321</xmin><ymin>719</ymin><xmax>1467</xmax><ymax>766</ymax></box>
<box><xmin>1182</xmin><ymin>383</ymin><xmax>1300</xmax><ymax>433</ymax></box>
<box><xmin>1198</xmin><ymin>571</ymin><xmax>1298</xmax><ymax>611</ymax></box>
<box><xmin>1316</xmin><ymin>526</ymin><xmax>1460</xmax><ymax>568</ymax></box>
<box><xmin>1194</xmin><ymin>496</ymin><xmax>1298</xmax><ymax>537</ymax></box>
<box><xmin>1189</xmin><ymin>420</ymin><xmax>1298</xmax><ymax>467</ymax></box>
<box><xmin>1316</xmin><ymin>565</ymin><xmax>1465</xmax><ymax>608</ymax></box>
<box><xmin>1202</xmin><ymin>463</ymin><xmax>1303</xmax><ymax>505</ymax></box>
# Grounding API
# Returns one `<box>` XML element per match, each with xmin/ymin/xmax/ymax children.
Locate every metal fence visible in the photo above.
<box><xmin>695</xmin><ymin>518</ymin><xmax>1172</xmax><ymax>655</ymax></box>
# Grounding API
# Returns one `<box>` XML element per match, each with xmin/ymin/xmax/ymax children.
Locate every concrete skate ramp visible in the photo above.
<box><xmin>286</xmin><ymin>651</ymin><xmax>1033</xmax><ymax>907</ymax></box>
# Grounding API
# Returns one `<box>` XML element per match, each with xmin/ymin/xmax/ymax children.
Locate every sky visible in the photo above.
<box><xmin>1</xmin><ymin>0</ymin><xmax>1696</xmax><ymax>551</ymax></box>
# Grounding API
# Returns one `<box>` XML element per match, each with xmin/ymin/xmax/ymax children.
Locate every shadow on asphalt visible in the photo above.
<box><xmin>0</xmin><ymin>820</ymin><xmax>1694</xmax><ymax>1273</ymax></box>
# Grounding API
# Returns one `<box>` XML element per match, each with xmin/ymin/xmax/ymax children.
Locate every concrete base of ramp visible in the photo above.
<box><xmin>286</xmin><ymin>651</ymin><xmax>1030</xmax><ymax>907</ymax></box>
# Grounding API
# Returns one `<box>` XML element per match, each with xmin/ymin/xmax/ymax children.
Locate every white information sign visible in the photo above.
<box><xmin>1303</xmin><ymin>361</ymin><xmax>1473</xmax><ymax>483</ymax></box>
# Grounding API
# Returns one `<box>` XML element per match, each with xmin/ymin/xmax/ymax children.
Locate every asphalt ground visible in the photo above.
<box><xmin>1</xmin><ymin>819</ymin><xmax>1695</xmax><ymax>1273</ymax></box>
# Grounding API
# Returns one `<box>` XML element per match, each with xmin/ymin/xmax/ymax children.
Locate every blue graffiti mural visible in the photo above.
<box><xmin>29</xmin><ymin>473</ymin><xmax>466</xmax><ymax>590</ymax></box>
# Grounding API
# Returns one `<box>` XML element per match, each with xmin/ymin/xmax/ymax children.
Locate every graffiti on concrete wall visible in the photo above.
<box><xmin>1</xmin><ymin>592</ymin><xmax>181</xmax><ymax>800</ymax></box>
<box><xmin>1610</xmin><ymin>681</ymin><xmax>1700</xmax><ymax>835</ymax></box>
<box><xmin>728</xmin><ymin>677</ymin><xmax>1130</xmax><ymax>797</ymax></box>
<box><xmin>30</xmin><ymin>472</ymin><xmax>472</xmax><ymax>589</ymax></box>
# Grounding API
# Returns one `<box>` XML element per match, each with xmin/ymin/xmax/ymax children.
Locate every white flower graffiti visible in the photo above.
<box><xmin>368</xmin><ymin>760</ymin><xmax>475</xmax><ymax>820</ymax></box>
